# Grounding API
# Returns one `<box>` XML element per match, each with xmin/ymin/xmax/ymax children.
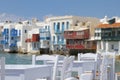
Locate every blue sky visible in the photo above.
<box><xmin>0</xmin><ymin>0</ymin><xmax>119</xmax><ymax>19</ymax></box>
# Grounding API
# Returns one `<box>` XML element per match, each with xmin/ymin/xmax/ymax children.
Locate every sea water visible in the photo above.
<box><xmin>0</xmin><ymin>51</ymin><xmax>120</xmax><ymax>72</ymax></box>
<box><xmin>0</xmin><ymin>51</ymin><xmax>32</xmax><ymax>64</ymax></box>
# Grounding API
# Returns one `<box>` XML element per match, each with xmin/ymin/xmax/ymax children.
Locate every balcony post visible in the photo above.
<box><xmin>106</xmin><ymin>41</ymin><xmax>109</xmax><ymax>52</ymax></box>
<box><xmin>97</xmin><ymin>41</ymin><xmax>100</xmax><ymax>53</ymax></box>
<box><xmin>101</xmin><ymin>41</ymin><xmax>104</xmax><ymax>51</ymax></box>
<box><xmin>118</xmin><ymin>41</ymin><xmax>120</xmax><ymax>53</ymax></box>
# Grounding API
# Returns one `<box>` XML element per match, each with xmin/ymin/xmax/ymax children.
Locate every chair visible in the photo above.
<box><xmin>61</xmin><ymin>56</ymin><xmax>75</xmax><ymax>80</ymax></box>
<box><xmin>32</xmin><ymin>54</ymin><xmax>66</xmax><ymax>80</ymax></box>
<box><xmin>100</xmin><ymin>52</ymin><xmax>116</xmax><ymax>80</ymax></box>
<box><xmin>77</xmin><ymin>53</ymin><xmax>101</xmax><ymax>80</ymax></box>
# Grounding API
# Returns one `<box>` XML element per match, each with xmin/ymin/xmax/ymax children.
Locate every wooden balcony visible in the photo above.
<box><xmin>32</xmin><ymin>34</ymin><xmax>39</xmax><ymax>42</ymax></box>
<box><xmin>64</xmin><ymin>29</ymin><xmax>89</xmax><ymax>39</ymax></box>
<box><xmin>25</xmin><ymin>34</ymin><xmax>39</xmax><ymax>43</ymax></box>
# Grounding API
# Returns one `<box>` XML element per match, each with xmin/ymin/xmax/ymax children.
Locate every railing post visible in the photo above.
<box><xmin>0</xmin><ymin>57</ymin><xmax>5</xmax><ymax>80</ymax></box>
<box><xmin>32</xmin><ymin>55</ymin><xmax>36</xmax><ymax>65</ymax></box>
<box><xmin>115</xmin><ymin>73</ymin><xmax>118</xmax><ymax>80</ymax></box>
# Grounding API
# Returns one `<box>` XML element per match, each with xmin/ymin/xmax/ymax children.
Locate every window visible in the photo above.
<box><xmin>45</xmin><ymin>26</ymin><xmax>47</xmax><ymax>29</ymax></box>
<box><xmin>53</xmin><ymin>36</ymin><xmax>55</xmax><ymax>43</ymax></box>
<box><xmin>98</xmin><ymin>33</ymin><xmax>100</xmax><ymax>36</ymax></box>
<box><xmin>57</xmin><ymin>22</ymin><xmax>60</xmax><ymax>30</ymax></box>
<box><xmin>11</xmin><ymin>37</ymin><xmax>14</xmax><ymax>40</ymax></box>
<box><xmin>111</xmin><ymin>45</ymin><xmax>114</xmax><ymax>49</ymax></box>
<box><xmin>62</xmin><ymin>22</ymin><xmax>64</xmax><ymax>31</ymax></box>
<box><xmin>95</xmin><ymin>33</ymin><xmax>97</xmax><ymax>37</ymax></box>
<box><xmin>6</xmin><ymin>29</ymin><xmax>9</xmax><ymax>33</ymax></box>
<box><xmin>19</xmin><ymin>30</ymin><xmax>21</xmax><ymax>35</ymax></box>
<box><xmin>112</xmin><ymin>29</ymin><xmax>115</xmax><ymax>36</ymax></box>
<box><xmin>66</xmin><ymin>22</ymin><xmax>69</xmax><ymax>29</ymax></box>
<box><xmin>34</xmin><ymin>43</ymin><xmax>36</xmax><ymax>48</ymax></box>
<box><xmin>61</xmin><ymin>36</ymin><xmax>64</xmax><ymax>42</ymax></box>
<box><xmin>118</xmin><ymin>31</ymin><xmax>120</xmax><ymax>36</ymax></box>
<box><xmin>95</xmin><ymin>33</ymin><xmax>100</xmax><ymax>37</ymax></box>
<box><xmin>25</xmin><ymin>30</ymin><xmax>27</xmax><ymax>33</ymax></box>
<box><xmin>53</xmin><ymin>23</ymin><xmax>56</xmax><ymax>30</ymax></box>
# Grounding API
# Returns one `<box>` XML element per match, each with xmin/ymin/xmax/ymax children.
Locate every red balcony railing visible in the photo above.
<box><xmin>64</xmin><ymin>29</ymin><xmax>89</xmax><ymax>39</ymax></box>
<box><xmin>66</xmin><ymin>44</ymin><xmax>85</xmax><ymax>49</ymax></box>
<box><xmin>25</xmin><ymin>34</ymin><xmax>39</xmax><ymax>43</ymax></box>
<box><xmin>32</xmin><ymin>34</ymin><xmax>39</xmax><ymax>42</ymax></box>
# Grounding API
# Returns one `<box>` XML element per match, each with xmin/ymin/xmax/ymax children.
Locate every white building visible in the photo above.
<box><xmin>15</xmin><ymin>21</ymin><xmax>36</xmax><ymax>53</ymax></box>
<box><xmin>1</xmin><ymin>20</ymin><xmax>40</xmax><ymax>53</ymax></box>
<box><xmin>1</xmin><ymin>21</ymin><xmax>18</xmax><ymax>52</ymax></box>
<box><xmin>25</xmin><ymin>20</ymin><xmax>51</xmax><ymax>54</ymax></box>
<box><xmin>46</xmin><ymin>16</ymin><xmax>82</xmax><ymax>51</ymax></box>
<box><xmin>95</xmin><ymin>16</ymin><xmax>120</xmax><ymax>54</ymax></box>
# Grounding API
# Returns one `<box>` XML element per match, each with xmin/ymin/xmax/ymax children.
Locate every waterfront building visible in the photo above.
<box><xmin>25</xmin><ymin>28</ymin><xmax>39</xmax><ymax>54</ymax></box>
<box><xmin>15</xmin><ymin>21</ymin><xmax>33</xmax><ymax>53</ymax></box>
<box><xmin>1</xmin><ymin>21</ymin><xmax>18</xmax><ymax>52</ymax></box>
<box><xmin>64</xmin><ymin>18</ymin><xmax>99</xmax><ymax>54</ymax></box>
<box><xmin>25</xmin><ymin>20</ymin><xmax>51</xmax><ymax>54</ymax></box>
<box><xmin>0</xmin><ymin>15</ymin><xmax>100</xmax><ymax>54</ymax></box>
<box><xmin>95</xmin><ymin>16</ymin><xmax>120</xmax><ymax>54</ymax></box>
<box><xmin>1</xmin><ymin>21</ymin><xmax>19</xmax><ymax>52</ymax></box>
<box><xmin>0</xmin><ymin>20</ymin><xmax>33</xmax><ymax>53</ymax></box>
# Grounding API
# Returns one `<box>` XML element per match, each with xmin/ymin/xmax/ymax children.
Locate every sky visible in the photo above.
<box><xmin>0</xmin><ymin>0</ymin><xmax>119</xmax><ymax>20</ymax></box>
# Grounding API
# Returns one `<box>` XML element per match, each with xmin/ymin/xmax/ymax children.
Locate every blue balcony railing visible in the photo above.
<box><xmin>10</xmin><ymin>43</ymin><xmax>17</xmax><ymax>47</ymax></box>
<box><xmin>53</xmin><ymin>41</ymin><xmax>65</xmax><ymax>45</ymax></box>
<box><xmin>10</xmin><ymin>29</ymin><xmax>18</xmax><ymax>37</ymax></box>
<box><xmin>0</xmin><ymin>40</ymin><xmax>8</xmax><ymax>44</ymax></box>
<box><xmin>40</xmin><ymin>37</ymin><xmax>50</xmax><ymax>40</ymax></box>
<box><xmin>58</xmin><ymin>41</ymin><xmax>65</xmax><ymax>45</ymax></box>
<box><xmin>54</xmin><ymin>30</ymin><xmax>64</xmax><ymax>34</ymax></box>
<box><xmin>40</xmin><ymin>29</ymin><xmax>50</xmax><ymax>33</ymax></box>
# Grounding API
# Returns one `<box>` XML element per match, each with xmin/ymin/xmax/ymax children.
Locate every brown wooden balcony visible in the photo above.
<box><xmin>64</xmin><ymin>29</ymin><xmax>89</xmax><ymax>39</ymax></box>
<box><xmin>25</xmin><ymin>34</ymin><xmax>39</xmax><ymax>43</ymax></box>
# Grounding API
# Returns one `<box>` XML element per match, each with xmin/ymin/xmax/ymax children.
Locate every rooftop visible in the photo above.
<box><xmin>97</xmin><ymin>23</ymin><xmax>120</xmax><ymax>28</ymax></box>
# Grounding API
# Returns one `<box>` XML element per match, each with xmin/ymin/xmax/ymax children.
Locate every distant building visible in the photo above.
<box><xmin>0</xmin><ymin>15</ymin><xmax>101</xmax><ymax>54</ymax></box>
<box><xmin>95</xmin><ymin>16</ymin><xmax>120</xmax><ymax>54</ymax></box>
